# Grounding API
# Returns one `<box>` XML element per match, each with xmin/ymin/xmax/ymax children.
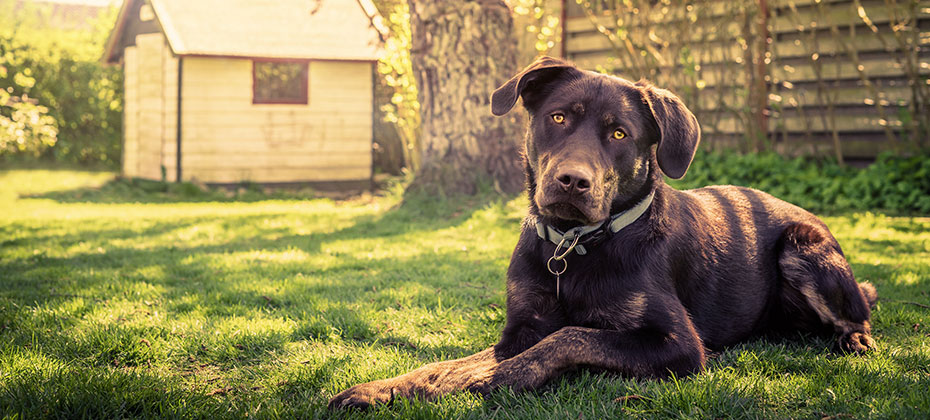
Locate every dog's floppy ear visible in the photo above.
<box><xmin>640</xmin><ymin>85</ymin><xmax>701</xmax><ymax>179</ymax></box>
<box><xmin>491</xmin><ymin>56</ymin><xmax>580</xmax><ymax>116</ymax></box>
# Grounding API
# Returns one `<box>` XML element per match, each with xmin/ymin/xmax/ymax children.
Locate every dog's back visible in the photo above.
<box><xmin>661</xmin><ymin>184</ymin><xmax>847</xmax><ymax>348</ymax></box>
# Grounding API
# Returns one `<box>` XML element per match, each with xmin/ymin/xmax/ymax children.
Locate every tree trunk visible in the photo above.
<box><xmin>407</xmin><ymin>0</ymin><xmax>525</xmax><ymax>195</ymax></box>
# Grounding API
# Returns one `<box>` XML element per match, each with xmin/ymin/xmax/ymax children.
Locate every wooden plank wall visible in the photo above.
<box><xmin>161</xmin><ymin>38</ymin><xmax>178</xmax><ymax>182</ymax></box>
<box><xmin>122</xmin><ymin>46</ymin><xmax>139</xmax><ymax>178</ymax></box>
<box><xmin>123</xmin><ymin>32</ymin><xmax>176</xmax><ymax>180</ymax></box>
<box><xmin>179</xmin><ymin>58</ymin><xmax>373</xmax><ymax>184</ymax></box>
<box><xmin>562</xmin><ymin>0</ymin><xmax>930</xmax><ymax>159</ymax></box>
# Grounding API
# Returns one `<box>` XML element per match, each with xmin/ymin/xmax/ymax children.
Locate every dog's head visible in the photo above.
<box><xmin>491</xmin><ymin>57</ymin><xmax>700</xmax><ymax>226</ymax></box>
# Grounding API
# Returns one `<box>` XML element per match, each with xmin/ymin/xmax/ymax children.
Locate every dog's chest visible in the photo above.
<box><xmin>557</xmin><ymin>267</ymin><xmax>650</xmax><ymax>331</ymax></box>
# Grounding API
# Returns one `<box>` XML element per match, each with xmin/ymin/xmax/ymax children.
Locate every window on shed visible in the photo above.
<box><xmin>252</xmin><ymin>60</ymin><xmax>309</xmax><ymax>104</ymax></box>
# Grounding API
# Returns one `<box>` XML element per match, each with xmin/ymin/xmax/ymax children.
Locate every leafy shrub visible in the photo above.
<box><xmin>372</xmin><ymin>0</ymin><xmax>420</xmax><ymax>171</ymax></box>
<box><xmin>0</xmin><ymin>1</ymin><xmax>121</xmax><ymax>166</ymax></box>
<box><xmin>670</xmin><ymin>151</ymin><xmax>930</xmax><ymax>214</ymax></box>
<box><xmin>0</xmin><ymin>93</ymin><xmax>58</xmax><ymax>156</ymax></box>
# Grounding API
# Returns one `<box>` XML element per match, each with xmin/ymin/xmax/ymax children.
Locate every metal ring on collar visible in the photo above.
<box><xmin>552</xmin><ymin>230</ymin><xmax>582</xmax><ymax>261</ymax></box>
<box><xmin>547</xmin><ymin>256</ymin><xmax>567</xmax><ymax>276</ymax></box>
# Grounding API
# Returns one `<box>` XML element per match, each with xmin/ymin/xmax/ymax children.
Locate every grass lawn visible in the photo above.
<box><xmin>1</xmin><ymin>168</ymin><xmax>928</xmax><ymax>419</ymax></box>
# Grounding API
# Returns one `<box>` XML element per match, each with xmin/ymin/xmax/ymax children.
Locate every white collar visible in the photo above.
<box><xmin>535</xmin><ymin>190</ymin><xmax>655</xmax><ymax>256</ymax></box>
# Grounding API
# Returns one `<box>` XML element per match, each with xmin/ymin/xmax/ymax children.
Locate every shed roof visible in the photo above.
<box><xmin>104</xmin><ymin>0</ymin><xmax>385</xmax><ymax>64</ymax></box>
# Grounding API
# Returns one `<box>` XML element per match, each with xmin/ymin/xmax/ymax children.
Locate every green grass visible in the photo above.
<box><xmin>1</xmin><ymin>168</ymin><xmax>928</xmax><ymax>419</ymax></box>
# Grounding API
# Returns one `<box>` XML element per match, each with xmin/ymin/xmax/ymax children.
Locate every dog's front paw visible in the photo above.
<box><xmin>838</xmin><ymin>331</ymin><xmax>875</xmax><ymax>354</ymax></box>
<box><xmin>462</xmin><ymin>370</ymin><xmax>495</xmax><ymax>396</ymax></box>
<box><xmin>328</xmin><ymin>380</ymin><xmax>396</xmax><ymax>410</ymax></box>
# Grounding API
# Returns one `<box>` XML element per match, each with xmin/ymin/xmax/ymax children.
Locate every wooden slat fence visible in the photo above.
<box><xmin>562</xmin><ymin>0</ymin><xmax>930</xmax><ymax>160</ymax></box>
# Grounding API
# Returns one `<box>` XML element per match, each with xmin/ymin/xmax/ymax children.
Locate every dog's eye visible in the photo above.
<box><xmin>612</xmin><ymin>129</ymin><xmax>626</xmax><ymax>140</ymax></box>
<box><xmin>551</xmin><ymin>113</ymin><xmax>565</xmax><ymax>124</ymax></box>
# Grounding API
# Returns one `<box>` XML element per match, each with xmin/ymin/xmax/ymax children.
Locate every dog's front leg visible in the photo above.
<box><xmin>328</xmin><ymin>347</ymin><xmax>506</xmax><ymax>409</ymax></box>
<box><xmin>327</xmin><ymin>316</ymin><xmax>559</xmax><ymax>409</ymax></box>
<box><xmin>485</xmin><ymin>324</ymin><xmax>707</xmax><ymax>391</ymax></box>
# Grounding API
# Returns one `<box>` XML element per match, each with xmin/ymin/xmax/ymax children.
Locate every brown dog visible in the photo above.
<box><xmin>329</xmin><ymin>57</ymin><xmax>877</xmax><ymax>409</ymax></box>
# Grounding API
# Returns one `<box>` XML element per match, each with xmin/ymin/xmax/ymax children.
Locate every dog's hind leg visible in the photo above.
<box><xmin>776</xmin><ymin>223</ymin><xmax>876</xmax><ymax>353</ymax></box>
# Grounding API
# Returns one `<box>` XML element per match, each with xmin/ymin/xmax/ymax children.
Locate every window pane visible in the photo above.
<box><xmin>253</xmin><ymin>61</ymin><xmax>307</xmax><ymax>104</ymax></box>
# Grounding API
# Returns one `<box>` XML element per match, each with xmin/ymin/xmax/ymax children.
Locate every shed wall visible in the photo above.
<box><xmin>121</xmin><ymin>32</ymin><xmax>178</xmax><ymax>181</ymax></box>
<box><xmin>122</xmin><ymin>46</ymin><xmax>138</xmax><ymax>177</ymax></box>
<box><xmin>180</xmin><ymin>57</ymin><xmax>374</xmax><ymax>184</ymax></box>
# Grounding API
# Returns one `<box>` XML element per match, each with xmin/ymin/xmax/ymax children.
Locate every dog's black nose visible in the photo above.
<box><xmin>555</xmin><ymin>167</ymin><xmax>593</xmax><ymax>193</ymax></box>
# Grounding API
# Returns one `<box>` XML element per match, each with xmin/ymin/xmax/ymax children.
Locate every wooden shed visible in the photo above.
<box><xmin>103</xmin><ymin>0</ymin><xmax>383</xmax><ymax>188</ymax></box>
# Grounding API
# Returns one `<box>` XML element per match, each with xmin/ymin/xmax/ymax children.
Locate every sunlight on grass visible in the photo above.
<box><xmin>1</xmin><ymin>169</ymin><xmax>928</xmax><ymax>419</ymax></box>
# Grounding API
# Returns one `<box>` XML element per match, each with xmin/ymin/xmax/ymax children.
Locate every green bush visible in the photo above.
<box><xmin>0</xmin><ymin>93</ymin><xmax>58</xmax><ymax>156</ymax></box>
<box><xmin>670</xmin><ymin>151</ymin><xmax>930</xmax><ymax>214</ymax></box>
<box><xmin>0</xmin><ymin>0</ymin><xmax>121</xmax><ymax>166</ymax></box>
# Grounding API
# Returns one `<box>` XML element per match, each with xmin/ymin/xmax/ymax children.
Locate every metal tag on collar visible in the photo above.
<box><xmin>547</xmin><ymin>227</ymin><xmax>582</xmax><ymax>300</ymax></box>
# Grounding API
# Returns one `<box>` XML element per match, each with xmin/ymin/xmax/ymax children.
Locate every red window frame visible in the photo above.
<box><xmin>251</xmin><ymin>59</ymin><xmax>309</xmax><ymax>105</ymax></box>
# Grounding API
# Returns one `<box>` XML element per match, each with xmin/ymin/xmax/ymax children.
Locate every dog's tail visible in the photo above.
<box><xmin>858</xmin><ymin>282</ymin><xmax>878</xmax><ymax>309</ymax></box>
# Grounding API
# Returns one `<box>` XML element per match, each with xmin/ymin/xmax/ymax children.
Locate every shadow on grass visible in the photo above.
<box><xmin>0</xmin><ymin>354</ymin><xmax>229</xmax><ymax>418</ymax></box>
<box><xmin>1</xmin><ymin>203</ymin><xmax>518</xmax><ymax>269</ymax></box>
<box><xmin>23</xmin><ymin>176</ymin><xmax>329</xmax><ymax>204</ymax></box>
